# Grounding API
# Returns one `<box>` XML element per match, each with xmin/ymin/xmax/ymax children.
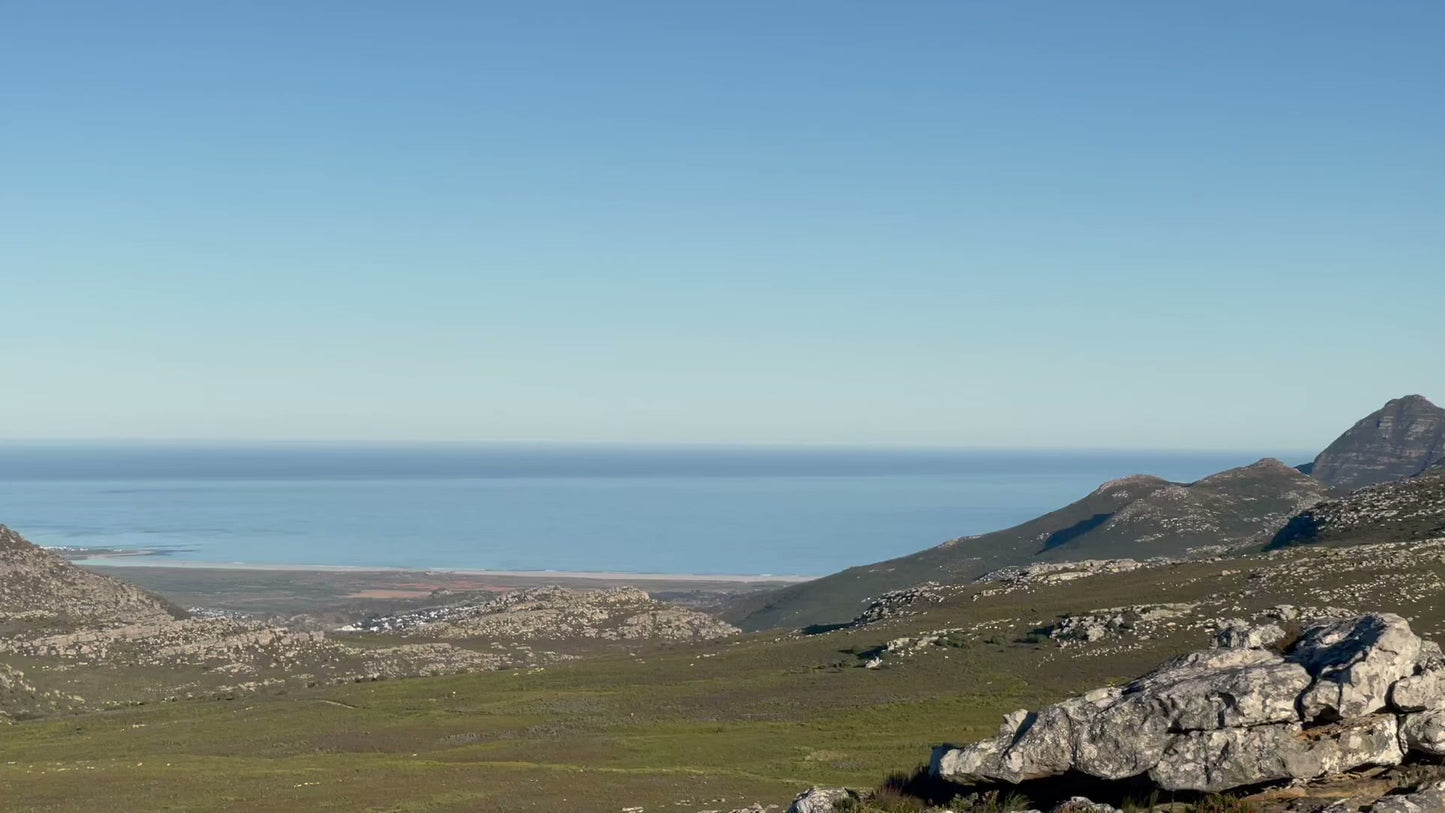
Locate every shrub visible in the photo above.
<box><xmin>1191</xmin><ymin>794</ymin><xmax>1259</xmax><ymax>813</ymax></box>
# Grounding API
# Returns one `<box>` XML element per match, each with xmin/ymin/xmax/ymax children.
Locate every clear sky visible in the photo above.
<box><xmin>2</xmin><ymin>2</ymin><xmax>1440</xmax><ymax>450</ymax></box>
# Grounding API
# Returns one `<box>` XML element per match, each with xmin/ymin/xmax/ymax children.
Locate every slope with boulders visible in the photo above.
<box><xmin>0</xmin><ymin>525</ymin><xmax>185</xmax><ymax>634</ymax></box>
<box><xmin>342</xmin><ymin>584</ymin><xmax>740</xmax><ymax>642</ymax></box>
<box><xmin>1269</xmin><ymin>466</ymin><xmax>1445</xmax><ymax>551</ymax></box>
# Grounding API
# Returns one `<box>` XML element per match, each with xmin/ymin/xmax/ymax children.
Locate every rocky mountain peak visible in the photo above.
<box><xmin>1306</xmin><ymin>395</ymin><xmax>1445</xmax><ymax>493</ymax></box>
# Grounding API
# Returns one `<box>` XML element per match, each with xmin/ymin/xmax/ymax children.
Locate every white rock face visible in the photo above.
<box><xmin>932</xmin><ymin>614</ymin><xmax>1433</xmax><ymax>793</ymax></box>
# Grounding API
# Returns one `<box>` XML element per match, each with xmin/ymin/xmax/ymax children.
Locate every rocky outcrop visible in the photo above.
<box><xmin>1307</xmin><ymin>395</ymin><xmax>1445</xmax><ymax>493</ymax></box>
<box><xmin>344</xmin><ymin>585</ymin><xmax>739</xmax><ymax>642</ymax></box>
<box><xmin>786</xmin><ymin>787</ymin><xmax>859</xmax><ymax>813</ymax></box>
<box><xmin>975</xmin><ymin>559</ymin><xmax>1156</xmax><ymax>594</ymax></box>
<box><xmin>0</xmin><ymin>525</ymin><xmax>183</xmax><ymax>631</ymax></box>
<box><xmin>848</xmin><ymin>582</ymin><xmax>959</xmax><ymax>627</ymax></box>
<box><xmin>932</xmin><ymin>613</ymin><xmax>1445</xmax><ymax>794</ymax></box>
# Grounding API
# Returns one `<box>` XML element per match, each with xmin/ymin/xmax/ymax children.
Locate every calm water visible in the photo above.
<box><xmin>0</xmin><ymin>445</ymin><xmax>1305</xmax><ymax>576</ymax></box>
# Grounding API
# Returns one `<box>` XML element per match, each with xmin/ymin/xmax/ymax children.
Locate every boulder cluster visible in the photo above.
<box><xmin>932</xmin><ymin>613</ymin><xmax>1445</xmax><ymax>795</ymax></box>
<box><xmin>342</xmin><ymin>585</ymin><xmax>740</xmax><ymax>642</ymax></box>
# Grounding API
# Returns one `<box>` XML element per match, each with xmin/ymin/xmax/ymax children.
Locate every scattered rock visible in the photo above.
<box><xmin>786</xmin><ymin>786</ymin><xmax>859</xmax><ymax>813</ymax></box>
<box><xmin>1044</xmin><ymin>603</ymin><xmax>1196</xmax><ymax>647</ymax></box>
<box><xmin>343</xmin><ymin>586</ymin><xmax>738</xmax><ymax>642</ymax></box>
<box><xmin>1050</xmin><ymin>799</ymin><xmax>1118</xmax><ymax>813</ymax></box>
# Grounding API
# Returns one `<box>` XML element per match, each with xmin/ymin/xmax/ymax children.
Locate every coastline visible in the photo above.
<box><xmin>73</xmin><ymin>553</ymin><xmax>816</xmax><ymax>584</ymax></box>
<box><xmin>78</xmin><ymin>559</ymin><xmax>807</xmax><ymax>616</ymax></box>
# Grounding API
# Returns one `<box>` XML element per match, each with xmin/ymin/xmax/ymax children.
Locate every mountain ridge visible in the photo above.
<box><xmin>723</xmin><ymin>458</ymin><xmax>1326</xmax><ymax>631</ymax></box>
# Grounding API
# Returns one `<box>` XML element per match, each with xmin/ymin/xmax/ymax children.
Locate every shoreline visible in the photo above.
<box><xmin>75</xmin><ymin>554</ymin><xmax>816</xmax><ymax>584</ymax></box>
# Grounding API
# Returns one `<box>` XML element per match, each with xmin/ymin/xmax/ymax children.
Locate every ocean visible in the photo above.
<box><xmin>0</xmin><ymin>445</ymin><xmax>1306</xmax><ymax>576</ymax></box>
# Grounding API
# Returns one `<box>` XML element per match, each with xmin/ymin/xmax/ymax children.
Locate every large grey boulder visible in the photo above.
<box><xmin>1390</xmin><ymin>669</ymin><xmax>1445</xmax><ymax>713</ymax></box>
<box><xmin>934</xmin><ymin>688</ymin><xmax>1122</xmax><ymax>784</ymax></box>
<box><xmin>933</xmin><ymin>647</ymin><xmax>1311</xmax><ymax>787</ymax></box>
<box><xmin>1291</xmin><ymin>614</ymin><xmax>1421</xmax><ymax>720</ymax></box>
<box><xmin>1370</xmin><ymin>781</ymin><xmax>1445</xmax><ymax>813</ymax></box>
<box><xmin>932</xmin><ymin>614</ymin><xmax>1429</xmax><ymax>795</ymax></box>
<box><xmin>1398</xmin><ymin>709</ymin><xmax>1445</xmax><ymax>755</ymax></box>
<box><xmin>1389</xmin><ymin>640</ymin><xmax>1445</xmax><ymax>713</ymax></box>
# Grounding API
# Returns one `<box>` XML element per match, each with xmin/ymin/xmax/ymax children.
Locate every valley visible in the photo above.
<box><xmin>2</xmin><ymin>396</ymin><xmax>1444</xmax><ymax>811</ymax></box>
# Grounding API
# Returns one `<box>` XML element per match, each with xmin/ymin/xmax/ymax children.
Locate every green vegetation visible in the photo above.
<box><xmin>12</xmin><ymin>542</ymin><xmax>1445</xmax><ymax>811</ymax></box>
<box><xmin>1189</xmin><ymin>796</ymin><xmax>1258</xmax><ymax>813</ymax></box>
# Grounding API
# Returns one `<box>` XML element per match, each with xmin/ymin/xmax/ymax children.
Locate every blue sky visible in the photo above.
<box><xmin>2</xmin><ymin>2</ymin><xmax>1440</xmax><ymax>449</ymax></box>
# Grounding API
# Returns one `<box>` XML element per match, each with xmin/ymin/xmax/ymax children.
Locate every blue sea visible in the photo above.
<box><xmin>0</xmin><ymin>445</ymin><xmax>1307</xmax><ymax>576</ymax></box>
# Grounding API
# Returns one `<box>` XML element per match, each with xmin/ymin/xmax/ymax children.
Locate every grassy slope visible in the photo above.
<box><xmin>12</xmin><ymin>543</ymin><xmax>1445</xmax><ymax>812</ymax></box>
<box><xmin>725</xmin><ymin>461</ymin><xmax>1324</xmax><ymax>632</ymax></box>
<box><xmin>720</xmin><ymin>475</ymin><xmax>1171</xmax><ymax>631</ymax></box>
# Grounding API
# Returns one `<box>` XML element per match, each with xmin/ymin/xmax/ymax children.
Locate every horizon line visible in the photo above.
<box><xmin>0</xmin><ymin>437</ymin><xmax>1317</xmax><ymax>456</ymax></box>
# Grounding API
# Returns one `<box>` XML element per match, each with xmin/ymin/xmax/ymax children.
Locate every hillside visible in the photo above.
<box><xmin>9</xmin><ymin>521</ymin><xmax>1445</xmax><ymax>810</ymax></box>
<box><xmin>344</xmin><ymin>585</ymin><xmax>739</xmax><ymax>642</ymax></box>
<box><xmin>0</xmin><ymin>525</ymin><xmax>185</xmax><ymax>634</ymax></box>
<box><xmin>1304</xmin><ymin>394</ymin><xmax>1445</xmax><ymax>492</ymax></box>
<box><xmin>1269</xmin><ymin>465</ymin><xmax>1445</xmax><ymax>550</ymax></box>
<box><xmin>724</xmin><ymin>459</ymin><xmax>1326</xmax><ymax>631</ymax></box>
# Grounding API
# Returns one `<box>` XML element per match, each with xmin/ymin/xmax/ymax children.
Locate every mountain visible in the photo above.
<box><xmin>1269</xmin><ymin>465</ymin><xmax>1445</xmax><ymax>550</ymax></box>
<box><xmin>0</xmin><ymin>525</ymin><xmax>184</xmax><ymax>634</ymax></box>
<box><xmin>724</xmin><ymin>459</ymin><xmax>1327</xmax><ymax>631</ymax></box>
<box><xmin>1304</xmin><ymin>395</ymin><xmax>1445</xmax><ymax>493</ymax></box>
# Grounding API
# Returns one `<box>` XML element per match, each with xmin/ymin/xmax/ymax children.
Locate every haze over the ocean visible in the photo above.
<box><xmin>3</xmin><ymin>3</ymin><xmax>1441</xmax><ymax>449</ymax></box>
